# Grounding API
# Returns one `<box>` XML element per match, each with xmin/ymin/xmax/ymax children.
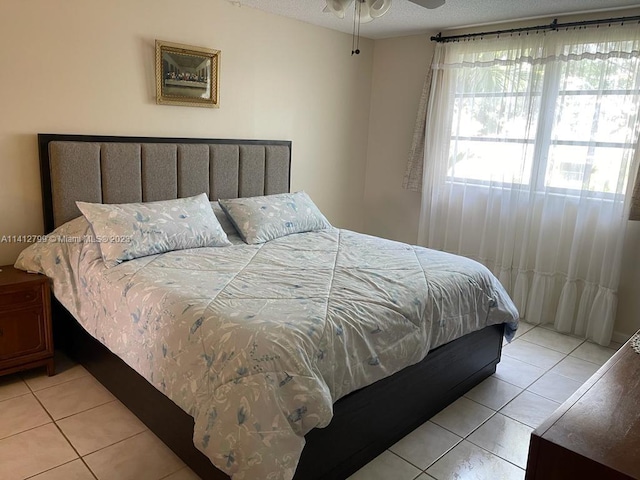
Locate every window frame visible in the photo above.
<box><xmin>445</xmin><ymin>54</ymin><xmax>640</xmax><ymax>198</ymax></box>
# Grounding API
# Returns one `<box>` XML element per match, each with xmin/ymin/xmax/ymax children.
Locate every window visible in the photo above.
<box><xmin>446</xmin><ymin>41</ymin><xmax>640</xmax><ymax>194</ymax></box>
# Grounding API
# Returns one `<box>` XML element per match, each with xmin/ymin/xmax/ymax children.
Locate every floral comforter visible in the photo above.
<box><xmin>15</xmin><ymin>217</ymin><xmax>518</xmax><ymax>480</ymax></box>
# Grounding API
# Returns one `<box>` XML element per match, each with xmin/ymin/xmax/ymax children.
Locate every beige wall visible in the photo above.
<box><xmin>363</xmin><ymin>33</ymin><xmax>434</xmax><ymax>244</ymax></box>
<box><xmin>0</xmin><ymin>0</ymin><xmax>373</xmax><ymax>264</ymax></box>
<box><xmin>364</xmin><ymin>11</ymin><xmax>640</xmax><ymax>341</ymax></box>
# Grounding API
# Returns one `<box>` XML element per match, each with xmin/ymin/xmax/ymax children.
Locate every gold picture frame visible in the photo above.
<box><xmin>155</xmin><ymin>40</ymin><xmax>220</xmax><ymax>108</ymax></box>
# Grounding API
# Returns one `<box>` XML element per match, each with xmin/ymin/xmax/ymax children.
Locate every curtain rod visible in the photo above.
<box><xmin>431</xmin><ymin>14</ymin><xmax>640</xmax><ymax>43</ymax></box>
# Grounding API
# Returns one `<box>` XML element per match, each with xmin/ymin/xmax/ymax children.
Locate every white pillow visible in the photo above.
<box><xmin>219</xmin><ymin>191</ymin><xmax>331</xmax><ymax>244</ymax></box>
<box><xmin>77</xmin><ymin>193</ymin><xmax>231</xmax><ymax>268</ymax></box>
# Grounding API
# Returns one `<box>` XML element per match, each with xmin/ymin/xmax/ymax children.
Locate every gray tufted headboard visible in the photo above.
<box><xmin>38</xmin><ymin>134</ymin><xmax>292</xmax><ymax>232</ymax></box>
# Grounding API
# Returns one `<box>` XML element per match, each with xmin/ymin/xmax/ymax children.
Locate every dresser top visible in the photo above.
<box><xmin>0</xmin><ymin>265</ymin><xmax>47</xmax><ymax>288</ymax></box>
<box><xmin>534</xmin><ymin>332</ymin><xmax>640</xmax><ymax>478</ymax></box>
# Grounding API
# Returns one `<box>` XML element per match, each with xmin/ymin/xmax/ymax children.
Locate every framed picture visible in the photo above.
<box><xmin>155</xmin><ymin>40</ymin><xmax>220</xmax><ymax>108</ymax></box>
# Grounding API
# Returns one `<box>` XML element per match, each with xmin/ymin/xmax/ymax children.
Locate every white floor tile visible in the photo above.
<box><xmin>35</xmin><ymin>376</ymin><xmax>115</xmax><ymax>420</ymax></box>
<box><xmin>493</xmin><ymin>355</ymin><xmax>546</xmax><ymax>388</ymax></box>
<box><xmin>347</xmin><ymin>450</ymin><xmax>421</xmax><ymax>480</ymax></box>
<box><xmin>570</xmin><ymin>342</ymin><xmax>617</xmax><ymax>366</ymax></box>
<box><xmin>467</xmin><ymin>413</ymin><xmax>533</xmax><ymax>468</ymax></box>
<box><xmin>607</xmin><ymin>340</ymin><xmax>624</xmax><ymax>350</ymax></box>
<box><xmin>390</xmin><ymin>421</ymin><xmax>461</xmax><ymax>470</ymax></box>
<box><xmin>426</xmin><ymin>440</ymin><xmax>525</xmax><ymax>480</ymax></box>
<box><xmin>513</xmin><ymin>321</ymin><xmax>535</xmax><ymax>339</ymax></box>
<box><xmin>158</xmin><ymin>466</ymin><xmax>201</xmax><ymax>480</ymax></box>
<box><xmin>0</xmin><ymin>394</ymin><xmax>52</xmax><ymax>440</ymax></box>
<box><xmin>0</xmin><ymin>423</ymin><xmax>77</xmax><ymax>480</ymax></box>
<box><xmin>502</xmin><ymin>339</ymin><xmax>565</xmax><ymax>370</ymax></box>
<box><xmin>22</xmin><ymin>351</ymin><xmax>89</xmax><ymax>392</ymax></box>
<box><xmin>527</xmin><ymin>372</ymin><xmax>583</xmax><ymax>403</ymax></box>
<box><xmin>549</xmin><ymin>356</ymin><xmax>601</xmax><ymax>383</ymax></box>
<box><xmin>57</xmin><ymin>400</ymin><xmax>147</xmax><ymax>456</ymax></box>
<box><xmin>430</xmin><ymin>397</ymin><xmax>494</xmax><ymax>437</ymax></box>
<box><xmin>464</xmin><ymin>377</ymin><xmax>523</xmax><ymax>410</ymax></box>
<box><xmin>500</xmin><ymin>391</ymin><xmax>560</xmax><ymax>429</ymax></box>
<box><xmin>0</xmin><ymin>374</ymin><xmax>30</xmax><ymax>402</ymax></box>
<box><xmin>518</xmin><ymin>327</ymin><xmax>584</xmax><ymax>354</ymax></box>
<box><xmin>83</xmin><ymin>430</ymin><xmax>184</xmax><ymax>480</ymax></box>
<box><xmin>29</xmin><ymin>459</ymin><xmax>95</xmax><ymax>480</ymax></box>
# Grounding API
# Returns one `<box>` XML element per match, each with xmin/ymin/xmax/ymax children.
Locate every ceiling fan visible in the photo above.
<box><xmin>324</xmin><ymin>0</ymin><xmax>445</xmax><ymax>54</ymax></box>
<box><xmin>407</xmin><ymin>0</ymin><xmax>446</xmax><ymax>9</ymax></box>
<box><xmin>324</xmin><ymin>0</ymin><xmax>446</xmax><ymax>23</ymax></box>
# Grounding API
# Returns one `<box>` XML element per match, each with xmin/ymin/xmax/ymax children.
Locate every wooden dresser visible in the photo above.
<box><xmin>525</xmin><ymin>332</ymin><xmax>640</xmax><ymax>480</ymax></box>
<box><xmin>0</xmin><ymin>265</ymin><xmax>54</xmax><ymax>377</ymax></box>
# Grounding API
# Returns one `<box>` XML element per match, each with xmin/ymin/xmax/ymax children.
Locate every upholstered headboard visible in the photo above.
<box><xmin>38</xmin><ymin>134</ymin><xmax>292</xmax><ymax>232</ymax></box>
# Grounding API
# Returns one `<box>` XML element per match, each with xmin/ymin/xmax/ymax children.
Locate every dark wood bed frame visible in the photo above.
<box><xmin>38</xmin><ymin>133</ymin><xmax>505</xmax><ymax>480</ymax></box>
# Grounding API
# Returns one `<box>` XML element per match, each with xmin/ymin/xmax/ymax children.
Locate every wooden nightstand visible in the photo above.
<box><xmin>0</xmin><ymin>265</ymin><xmax>54</xmax><ymax>377</ymax></box>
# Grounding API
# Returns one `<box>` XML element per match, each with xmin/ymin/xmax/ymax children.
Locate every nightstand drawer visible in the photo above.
<box><xmin>0</xmin><ymin>285</ymin><xmax>42</xmax><ymax>309</ymax></box>
<box><xmin>0</xmin><ymin>307</ymin><xmax>48</xmax><ymax>361</ymax></box>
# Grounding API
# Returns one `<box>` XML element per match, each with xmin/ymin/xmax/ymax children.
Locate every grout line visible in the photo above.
<box><xmin>51</xmin><ymin>398</ymin><xmax>118</xmax><ymax>422</ymax></box>
<box><xmin>506</xmin><ymin>336</ymin><xmax>584</xmax><ymax>357</ymax></box>
<box><xmin>498</xmin><ymin>389</ymin><xmax>560</xmax><ymax>424</ymax></box>
<box><xmin>27</xmin><ymin>391</ymin><xmax>100</xmax><ymax>479</ymax></box>
<box><xmin>524</xmin><ymin>381</ymin><xmax>582</xmax><ymax>405</ymax></box>
<box><xmin>23</xmin><ymin>458</ymin><xmax>84</xmax><ymax>480</ymax></box>
<box><xmin>81</xmin><ymin>430</ymin><xmax>149</xmax><ymax>458</ymax></box>
<box><xmin>0</xmin><ymin>390</ymin><xmax>37</xmax><ymax>406</ymax></box>
<box><xmin>50</xmin><ymin>421</ymin><xmax>99</xmax><ymax>480</ymax></box>
<box><xmin>0</xmin><ymin>418</ymin><xmax>54</xmax><ymax>443</ymax></box>
<box><xmin>30</xmin><ymin>389</ymin><xmax>56</xmax><ymax>424</ymax></box>
<box><xmin>385</xmin><ymin>449</ymin><xmax>424</xmax><ymax>473</ymax></box>
<box><xmin>461</xmin><ymin>439</ymin><xmax>527</xmax><ymax>473</ymax></box>
<box><xmin>79</xmin><ymin>426</ymin><xmax>149</xmax><ymax>458</ymax></box>
<box><xmin>22</xmin><ymin>368</ymin><xmax>91</xmax><ymax>394</ymax></box>
<box><xmin>497</xmin><ymin>352</ymin><xmax>602</xmax><ymax>389</ymax></box>
<box><xmin>502</xmin><ymin>346</ymin><xmax>567</xmax><ymax>372</ymax></box>
<box><xmin>388</xmin><ymin>422</ymin><xmax>465</xmax><ymax>473</ymax></box>
<box><xmin>429</xmin><ymin>398</ymin><xmax>498</xmax><ymax>440</ymax></box>
<box><xmin>490</xmin><ymin>409</ymin><xmax>540</xmax><ymax>430</ymax></box>
<box><xmin>463</xmin><ymin>408</ymin><xmax>497</xmax><ymax>438</ymax></box>
<box><xmin>40</xmin><ymin>397</ymin><xmax>116</xmax><ymax>423</ymax></box>
<box><xmin>158</xmin><ymin>467</ymin><xmax>190</xmax><ymax>480</ymax></box>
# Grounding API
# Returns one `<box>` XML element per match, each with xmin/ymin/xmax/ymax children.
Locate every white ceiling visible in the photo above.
<box><xmin>230</xmin><ymin>0</ymin><xmax>640</xmax><ymax>39</ymax></box>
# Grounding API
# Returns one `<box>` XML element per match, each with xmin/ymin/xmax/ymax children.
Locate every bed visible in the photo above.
<box><xmin>22</xmin><ymin>133</ymin><xmax>518</xmax><ymax>480</ymax></box>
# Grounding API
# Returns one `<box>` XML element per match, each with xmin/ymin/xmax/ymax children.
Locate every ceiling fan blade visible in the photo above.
<box><xmin>408</xmin><ymin>0</ymin><xmax>445</xmax><ymax>9</ymax></box>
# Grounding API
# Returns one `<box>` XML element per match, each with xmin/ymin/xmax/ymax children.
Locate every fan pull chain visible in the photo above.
<box><xmin>352</xmin><ymin>0</ymin><xmax>361</xmax><ymax>55</ymax></box>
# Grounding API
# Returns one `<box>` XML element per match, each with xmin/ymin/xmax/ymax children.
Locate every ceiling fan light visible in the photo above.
<box><xmin>367</xmin><ymin>0</ymin><xmax>392</xmax><ymax>18</ymax></box>
<box><xmin>358</xmin><ymin>0</ymin><xmax>374</xmax><ymax>23</ymax></box>
<box><xmin>408</xmin><ymin>0</ymin><xmax>445</xmax><ymax>9</ymax></box>
<box><xmin>325</xmin><ymin>0</ymin><xmax>354</xmax><ymax>19</ymax></box>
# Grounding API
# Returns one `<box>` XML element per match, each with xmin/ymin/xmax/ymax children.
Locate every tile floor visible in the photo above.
<box><xmin>348</xmin><ymin>322</ymin><xmax>622</xmax><ymax>480</ymax></box>
<box><xmin>0</xmin><ymin>322</ymin><xmax>622</xmax><ymax>480</ymax></box>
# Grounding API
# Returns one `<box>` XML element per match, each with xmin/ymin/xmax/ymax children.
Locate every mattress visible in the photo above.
<box><xmin>16</xmin><ymin>215</ymin><xmax>518</xmax><ymax>480</ymax></box>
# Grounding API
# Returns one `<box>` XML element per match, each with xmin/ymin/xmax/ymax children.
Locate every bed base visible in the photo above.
<box><xmin>53</xmin><ymin>299</ymin><xmax>504</xmax><ymax>480</ymax></box>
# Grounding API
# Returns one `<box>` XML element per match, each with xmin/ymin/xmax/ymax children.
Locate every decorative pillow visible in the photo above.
<box><xmin>219</xmin><ymin>191</ymin><xmax>331</xmax><ymax>244</ymax></box>
<box><xmin>77</xmin><ymin>193</ymin><xmax>231</xmax><ymax>268</ymax></box>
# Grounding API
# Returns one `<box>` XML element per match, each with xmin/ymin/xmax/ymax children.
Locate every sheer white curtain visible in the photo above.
<box><xmin>418</xmin><ymin>24</ymin><xmax>640</xmax><ymax>345</ymax></box>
